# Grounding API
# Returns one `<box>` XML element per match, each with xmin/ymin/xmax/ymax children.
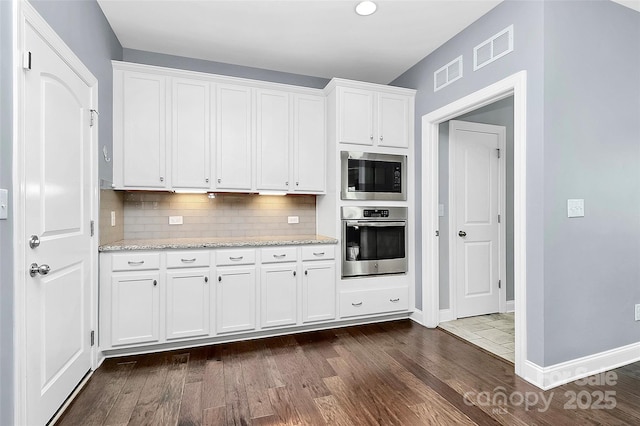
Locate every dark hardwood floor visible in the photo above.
<box><xmin>55</xmin><ymin>320</ymin><xmax>640</xmax><ymax>425</ymax></box>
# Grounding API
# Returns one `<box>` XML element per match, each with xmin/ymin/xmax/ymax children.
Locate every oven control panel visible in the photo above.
<box><xmin>363</xmin><ymin>209</ymin><xmax>390</xmax><ymax>218</ymax></box>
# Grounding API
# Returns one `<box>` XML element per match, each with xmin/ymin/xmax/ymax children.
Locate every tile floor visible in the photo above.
<box><xmin>438</xmin><ymin>312</ymin><xmax>515</xmax><ymax>363</ymax></box>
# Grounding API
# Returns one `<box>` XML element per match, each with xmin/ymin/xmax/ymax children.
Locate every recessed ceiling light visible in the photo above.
<box><xmin>355</xmin><ymin>1</ymin><xmax>377</xmax><ymax>16</ymax></box>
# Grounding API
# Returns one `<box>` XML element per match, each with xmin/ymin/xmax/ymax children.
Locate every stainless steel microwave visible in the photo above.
<box><xmin>341</xmin><ymin>151</ymin><xmax>406</xmax><ymax>201</ymax></box>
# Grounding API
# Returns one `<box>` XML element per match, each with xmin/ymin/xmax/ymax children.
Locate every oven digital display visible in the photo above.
<box><xmin>363</xmin><ymin>209</ymin><xmax>389</xmax><ymax>218</ymax></box>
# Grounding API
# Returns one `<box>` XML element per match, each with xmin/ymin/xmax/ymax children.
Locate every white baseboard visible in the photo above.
<box><xmin>439</xmin><ymin>308</ymin><xmax>454</xmax><ymax>323</ymax></box>
<box><xmin>522</xmin><ymin>341</ymin><xmax>640</xmax><ymax>390</ymax></box>
<box><xmin>410</xmin><ymin>309</ymin><xmax>424</xmax><ymax>325</ymax></box>
<box><xmin>506</xmin><ymin>300</ymin><xmax>515</xmax><ymax>312</ymax></box>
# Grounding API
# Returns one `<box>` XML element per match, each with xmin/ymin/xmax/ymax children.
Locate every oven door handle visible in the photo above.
<box><xmin>345</xmin><ymin>221</ymin><xmax>406</xmax><ymax>227</ymax></box>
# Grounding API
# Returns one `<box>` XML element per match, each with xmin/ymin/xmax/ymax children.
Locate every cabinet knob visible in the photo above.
<box><xmin>206</xmin><ymin>178</ymin><xmax>209</xmax><ymax>183</ymax></box>
<box><xmin>380</xmin><ymin>136</ymin><xmax>383</xmax><ymax>141</ymax></box>
<box><xmin>218</xmin><ymin>276</ymin><xmax>222</xmax><ymax>282</ymax></box>
<box><xmin>153</xmin><ymin>280</ymin><xmax>157</xmax><ymax>286</ymax></box>
<box><xmin>296</xmin><ymin>182</ymin><xmax>299</xmax><ymax>186</ymax></box>
<box><xmin>160</xmin><ymin>176</ymin><xmax>164</xmax><ymax>182</ymax></box>
<box><xmin>370</xmin><ymin>135</ymin><xmax>373</xmax><ymax>140</ymax></box>
<box><xmin>285</xmin><ymin>181</ymin><xmax>289</xmax><ymax>186</ymax></box>
<box><xmin>204</xmin><ymin>276</ymin><xmax>209</xmax><ymax>283</ymax></box>
<box><xmin>293</xmin><ymin>271</ymin><xmax>296</xmax><ymax>277</ymax></box>
<box><xmin>304</xmin><ymin>270</ymin><xmax>308</xmax><ymax>276</ymax></box>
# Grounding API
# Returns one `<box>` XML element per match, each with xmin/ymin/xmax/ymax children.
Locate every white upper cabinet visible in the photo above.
<box><xmin>114</xmin><ymin>70</ymin><xmax>168</xmax><ymax>189</ymax></box>
<box><xmin>216</xmin><ymin>84</ymin><xmax>253</xmax><ymax>190</ymax></box>
<box><xmin>171</xmin><ymin>78</ymin><xmax>211</xmax><ymax>189</ymax></box>
<box><xmin>338</xmin><ymin>87</ymin><xmax>374</xmax><ymax>146</ymax></box>
<box><xmin>335</xmin><ymin>84</ymin><xmax>412</xmax><ymax>149</ymax></box>
<box><xmin>293</xmin><ymin>94</ymin><xmax>326</xmax><ymax>193</ymax></box>
<box><xmin>256</xmin><ymin>89</ymin><xmax>290</xmax><ymax>191</ymax></box>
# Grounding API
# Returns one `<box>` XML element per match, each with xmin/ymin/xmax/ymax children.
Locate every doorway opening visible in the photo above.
<box><xmin>420</xmin><ymin>71</ymin><xmax>527</xmax><ymax>377</ymax></box>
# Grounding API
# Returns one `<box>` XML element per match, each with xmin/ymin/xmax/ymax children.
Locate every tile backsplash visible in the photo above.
<box><xmin>122</xmin><ymin>192</ymin><xmax>316</xmax><ymax>240</ymax></box>
<box><xmin>99</xmin><ymin>189</ymin><xmax>125</xmax><ymax>245</ymax></box>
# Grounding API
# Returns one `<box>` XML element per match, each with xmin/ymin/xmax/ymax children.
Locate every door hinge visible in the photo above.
<box><xmin>90</xmin><ymin>220</ymin><xmax>95</xmax><ymax>236</ymax></box>
<box><xmin>498</xmin><ymin>279</ymin><xmax>502</xmax><ymax>289</ymax></box>
<box><xmin>435</xmin><ymin>230</ymin><xmax>439</xmax><ymax>237</ymax></box>
<box><xmin>90</xmin><ymin>330</ymin><xmax>95</xmax><ymax>346</ymax></box>
<box><xmin>23</xmin><ymin>51</ymin><xmax>32</xmax><ymax>70</ymax></box>
<box><xmin>90</xmin><ymin>109</ymin><xmax>99</xmax><ymax>127</ymax></box>
<box><xmin>498</xmin><ymin>214</ymin><xmax>501</xmax><ymax>223</ymax></box>
<box><xmin>496</xmin><ymin>148</ymin><xmax>501</xmax><ymax>158</ymax></box>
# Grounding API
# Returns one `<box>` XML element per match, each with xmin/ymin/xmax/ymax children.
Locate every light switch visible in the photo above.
<box><xmin>567</xmin><ymin>199</ymin><xmax>584</xmax><ymax>218</ymax></box>
<box><xmin>0</xmin><ymin>189</ymin><xmax>7</xmax><ymax>220</ymax></box>
<box><xmin>169</xmin><ymin>215</ymin><xmax>183</xmax><ymax>225</ymax></box>
<box><xmin>288</xmin><ymin>216</ymin><xmax>299</xmax><ymax>224</ymax></box>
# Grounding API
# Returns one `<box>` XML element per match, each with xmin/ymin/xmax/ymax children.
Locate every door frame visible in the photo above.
<box><xmin>421</xmin><ymin>71</ymin><xmax>527</xmax><ymax>377</ymax></box>
<box><xmin>13</xmin><ymin>1</ymin><xmax>99</xmax><ymax>424</ymax></box>
<box><xmin>448</xmin><ymin>120</ymin><xmax>507</xmax><ymax>319</ymax></box>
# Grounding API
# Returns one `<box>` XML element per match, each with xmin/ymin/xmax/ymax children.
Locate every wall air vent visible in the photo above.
<box><xmin>434</xmin><ymin>55</ymin><xmax>463</xmax><ymax>92</ymax></box>
<box><xmin>474</xmin><ymin>25</ymin><xmax>514</xmax><ymax>71</ymax></box>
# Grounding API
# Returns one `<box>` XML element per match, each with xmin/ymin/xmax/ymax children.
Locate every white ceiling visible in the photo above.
<box><xmin>97</xmin><ymin>0</ymin><xmax>502</xmax><ymax>84</ymax></box>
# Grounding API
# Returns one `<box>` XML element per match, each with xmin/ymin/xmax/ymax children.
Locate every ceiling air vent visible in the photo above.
<box><xmin>474</xmin><ymin>25</ymin><xmax>514</xmax><ymax>71</ymax></box>
<box><xmin>434</xmin><ymin>56</ymin><xmax>463</xmax><ymax>92</ymax></box>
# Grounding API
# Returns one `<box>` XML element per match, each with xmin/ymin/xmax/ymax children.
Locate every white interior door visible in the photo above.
<box><xmin>23</xmin><ymin>18</ymin><xmax>95</xmax><ymax>425</ymax></box>
<box><xmin>450</xmin><ymin>120</ymin><xmax>505</xmax><ymax>318</ymax></box>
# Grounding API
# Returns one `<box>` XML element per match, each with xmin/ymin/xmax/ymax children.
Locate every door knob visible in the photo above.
<box><xmin>458</xmin><ymin>231</ymin><xmax>467</xmax><ymax>237</ymax></box>
<box><xmin>30</xmin><ymin>263</ymin><xmax>51</xmax><ymax>277</ymax></box>
<box><xmin>29</xmin><ymin>235</ymin><xmax>40</xmax><ymax>249</ymax></box>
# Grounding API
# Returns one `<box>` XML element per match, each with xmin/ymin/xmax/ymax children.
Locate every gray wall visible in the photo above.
<box><xmin>392</xmin><ymin>0</ymin><xmax>546</xmax><ymax>365</ymax></box>
<box><xmin>393</xmin><ymin>0</ymin><xmax>640</xmax><ymax>367</ymax></box>
<box><xmin>542</xmin><ymin>0</ymin><xmax>640</xmax><ymax>365</ymax></box>
<box><xmin>438</xmin><ymin>97</ymin><xmax>515</xmax><ymax>310</ymax></box>
<box><xmin>123</xmin><ymin>48</ymin><xmax>330</xmax><ymax>90</ymax></box>
<box><xmin>30</xmin><ymin>0</ymin><xmax>123</xmax><ymax>183</ymax></box>
<box><xmin>0</xmin><ymin>1</ymin><xmax>14</xmax><ymax>424</ymax></box>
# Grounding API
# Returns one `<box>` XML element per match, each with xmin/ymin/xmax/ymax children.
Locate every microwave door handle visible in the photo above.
<box><xmin>345</xmin><ymin>221</ymin><xmax>406</xmax><ymax>227</ymax></box>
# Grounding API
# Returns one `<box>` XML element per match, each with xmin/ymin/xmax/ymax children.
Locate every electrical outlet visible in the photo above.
<box><xmin>110</xmin><ymin>211</ymin><xmax>116</xmax><ymax>227</ymax></box>
<box><xmin>288</xmin><ymin>216</ymin><xmax>299</xmax><ymax>224</ymax></box>
<box><xmin>635</xmin><ymin>304</ymin><xmax>640</xmax><ymax>321</ymax></box>
<box><xmin>169</xmin><ymin>216</ymin><xmax>183</xmax><ymax>225</ymax></box>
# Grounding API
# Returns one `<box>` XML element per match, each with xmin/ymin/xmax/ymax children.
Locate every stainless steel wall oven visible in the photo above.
<box><xmin>341</xmin><ymin>206</ymin><xmax>407</xmax><ymax>278</ymax></box>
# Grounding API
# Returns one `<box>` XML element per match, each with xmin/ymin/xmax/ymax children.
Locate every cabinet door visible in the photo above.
<box><xmin>293</xmin><ymin>94</ymin><xmax>325</xmax><ymax>193</ymax></box>
<box><xmin>302</xmin><ymin>262</ymin><xmax>336</xmax><ymax>323</ymax></box>
<box><xmin>377</xmin><ymin>93</ymin><xmax>410</xmax><ymax>148</ymax></box>
<box><xmin>261</xmin><ymin>265</ymin><xmax>298</xmax><ymax>328</ymax></box>
<box><xmin>338</xmin><ymin>87</ymin><xmax>374</xmax><ymax>146</ymax></box>
<box><xmin>119</xmin><ymin>72</ymin><xmax>168</xmax><ymax>188</ymax></box>
<box><xmin>111</xmin><ymin>272</ymin><xmax>160</xmax><ymax>346</ymax></box>
<box><xmin>166</xmin><ymin>269</ymin><xmax>210</xmax><ymax>340</ymax></box>
<box><xmin>171</xmin><ymin>78</ymin><xmax>211</xmax><ymax>189</ymax></box>
<box><xmin>216</xmin><ymin>84</ymin><xmax>253</xmax><ymax>190</ymax></box>
<box><xmin>256</xmin><ymin>89</ymin><xmax>290</xmax><ymax>191</ymax></box>
<box><xmin>216</xmin><ymin>267</ymin><xmax>256</xmax><ymax>333</ymax></box>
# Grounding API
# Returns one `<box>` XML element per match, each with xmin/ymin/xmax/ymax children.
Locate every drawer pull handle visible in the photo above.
<box><xmin>390</xmin><ymin>298</ymin><xmax>400</xmax><ymax>303</ymax></box>
<box><xmin>352</xmin><ymin>302</ymin><xmax>363</xmax><ymax>307</ymax></box>
<box><xmin>128</xmin><ymin>260</ymin><xmax>145</xmax><ymax>266</ymax></box>
<box><xmin>312</xmin><ymin>252</ymin><xmax>325</xmax><ymax>256</ymax></box>
<box><xmin>229</xmin><ymin>256</ymin><xmax>243</xmax><ymax>261</ymax></box>
<box><xmin>273</xmin><ymin>254</ymin><xmax>286</xmax><ymax>259</ymax></box>
<box><xmin>181</xmin><ymin>258</ymin><xmax>196</xmax><ymax>263</ymax></box>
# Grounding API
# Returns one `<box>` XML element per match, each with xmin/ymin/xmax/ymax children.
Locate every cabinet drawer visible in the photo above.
<box><xmin>340</xmin><ymin>287</ymin><xmax>408</xmax><ymax>318</ymax></box>
<box><xmin>216</xmin><ymin>249</ymin><xmax>256</xmax><ymax>266</ymax></box>
<box><xmin>301</xmin><ymin>245</ymin><xmax>335</xmax><ymax>261</ymax></box>
<box><xmin>112</xmin><ymin>252</ymin><xmax>160</xmax><ymax>271</ymax></box>
<box><xmin>166</xmin><ymin>251</ymin><xmax>210</xmax><ymax>268</ymax></box>
<box><xmin>261</xmin><ymin>247</ymin><xmax>298</xmax><ymax>264</ymax></box>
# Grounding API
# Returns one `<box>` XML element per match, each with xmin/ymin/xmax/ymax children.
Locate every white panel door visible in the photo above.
<box><xmin>166</xmin><ymin>269</ymin><xmax>210</xmax><ymax>339</ymax></box>
<box><xmin>171</xmin><ymin>78</ymin><xmax>211</xmax><ymax>189</ymax></box>
<box><xmin>338</xmin><ymin>87</ymin><xmax>374</xmax><ymax>145</ymax></box>
<box><xmin>121</xmin><ymin>71</ymin><xmax>168</xmax><ymax>188</ymax></box>
<box><xmin>261</xmin><ymin>265</ymin><xmax>298</xmax><ymax>328</ymax></box>
<box><xmin>111</xmin><ymin>273</ymin><xmax>160</xmax><ymax>346</ymax></box>
<box><xmin>293</xmin><ymin>94</ymin><xmax>326</xmax><ymax>193</ymax></box>
<box><xmin>378</xmin><ymin>93</ymin><xmax>409</xmax><ymax>148</ymax></box>
<box><xmin>23</xmin><ymin>20</ymin><xmax>95</xmax><ymax>424</ymax></box>
<box><xmin>216</xmin><ymin>267</ymin><xmax>256</xmax><ymax>333</ymax></box>
<box><xmin>216</xmin><ymin>84</ymin><xmax>252</xmax><ymax>190</ymax></box>
<box><xmin>451</xmin><ymin>120</ymin><xmax>504</xmax><ymax>318</ymax></box>
<box><xmin>256</xmin><ymin>89</ymin><xmax>290</xmax><ymax>191</ymax></box>
<box><xmin>302</xmin><ymin>262</ymin><xmax>336</xmax><ymax>323</ymax></box>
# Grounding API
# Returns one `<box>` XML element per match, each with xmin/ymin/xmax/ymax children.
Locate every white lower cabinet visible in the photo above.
<box><xmin>340</xmin><ymin>286</ymin><xmax>409</xmax><ymax>318</ymax></box>
<box><xmin>111</xmin><ymin>272</ymin><xmax>160</xmax><ymax>346</ymax></box>
<box><xmin>216</xmin><ymin>266</ymin><xmax>256</xmax><ymax>333</ymax></box>
<box><xmin>302</xmin><ymin>262</ymin><xmax>336</xmax><ymax>323</ymax></box>
<box><xmin>165</xmin><ymin>268</ymin><xmax>211</xmax><ymax>340</ymax></box>
<box><xmin>261</xmin><ymin>264</ymin><xmax>298</xmax><ymax>328</ymax></box>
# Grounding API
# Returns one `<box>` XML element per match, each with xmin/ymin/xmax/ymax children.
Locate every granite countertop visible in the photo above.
<box><xmin>99</xmin><ymin>235</ymin><xmax>338</xmax><ymax>252</ymax></box>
